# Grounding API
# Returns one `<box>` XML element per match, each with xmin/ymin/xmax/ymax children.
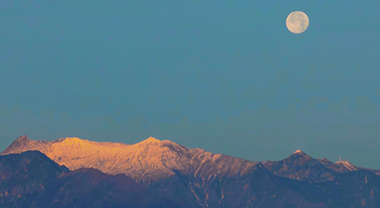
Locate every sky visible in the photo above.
<box><xmin>1</xmin><ymin>1</ymin><xmax>380</xmax><ymax>168</ymax></box>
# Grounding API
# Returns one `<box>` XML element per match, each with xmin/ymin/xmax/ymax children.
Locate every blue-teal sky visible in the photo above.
<box><xmin>1</xmin><ymin>1</ymin><xmax>380</xmax><ymax>168</ymax></box>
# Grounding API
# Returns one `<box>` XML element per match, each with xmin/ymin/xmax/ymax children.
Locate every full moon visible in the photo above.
<box><xmin>286</xmin><ymin>11</ymin><xmax>309</xmax><ymax>34</ymax></box>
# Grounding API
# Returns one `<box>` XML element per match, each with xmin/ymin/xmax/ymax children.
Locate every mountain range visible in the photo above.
<box><xmin>1</xmin><ymin>135</ymin><xmax>380</xmax><ymax>207</ymax></box>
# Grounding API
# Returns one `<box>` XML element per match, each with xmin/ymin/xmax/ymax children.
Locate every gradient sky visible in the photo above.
<box><xmin>1</xmin><ymin>1</ymin><xmax>380</xmax><ymax>168</ymax></box>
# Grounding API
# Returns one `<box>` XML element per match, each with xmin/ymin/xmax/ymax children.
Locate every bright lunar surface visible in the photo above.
<box><xmin>286</xmin><ymin>11</ymin><xmax>309</xmax><ymax>34</ymax></box>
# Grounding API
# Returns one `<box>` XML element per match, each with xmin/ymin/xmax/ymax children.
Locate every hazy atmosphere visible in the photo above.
<box><xmin>1</xmin><ymin>1</ymin><xmax>380</xmax><ymax>168</ymax></box>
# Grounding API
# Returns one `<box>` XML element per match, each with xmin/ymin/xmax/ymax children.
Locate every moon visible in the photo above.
<box><xmin>286</xmin><ymin>11</ymin><xmax>309</xmax><ymax>34</ymax></box>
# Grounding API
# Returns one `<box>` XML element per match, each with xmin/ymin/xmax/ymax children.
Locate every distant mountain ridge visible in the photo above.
<box><xmin>3</xmin><ymin>135</ymin><xmax>377</xmax><ymax>181</ymax></box>
<box><xmin>1</xmin><ymin>135</ymin><xmax>259</xmax><ymax>184</ymax></box>
<box><xmin>2</xmin><ymin>135</ymin><xmax>380</xmax><ymax>208</ymax></box>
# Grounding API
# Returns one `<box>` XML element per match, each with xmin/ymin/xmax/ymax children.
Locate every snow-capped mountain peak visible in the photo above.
<box><xmin>139</xmin><ymin>136</ymin><xmax>161</xmax><ymax>144</ymax></box>
<box><xmin>292</xmin><ymin>149</ymin><xmax>306</xmax><ymax>155</ymax></box>
<box><xmin>335</xmin><ymin>160</ymin><xmax>357</xmax><ymax>171</ymax></box>
<box><xmin>2</xmin><ymin>135</ymin><xmax>33</xmax><ymax>154</ymax></box>
<box><xmin>60</xmin><ymin>137</ymin><xmax>91</xmax><ymax>146</ymax></box>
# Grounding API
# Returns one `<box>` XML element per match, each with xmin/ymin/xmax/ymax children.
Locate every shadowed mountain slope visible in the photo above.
<box><xmin>0</xmin><ymin>151</ymin><xmax>181</xmax><ymax>208</ymax></box>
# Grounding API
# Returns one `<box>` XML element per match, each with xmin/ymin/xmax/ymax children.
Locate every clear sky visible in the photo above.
<box><xmin>1</xmin><ymin>1</ymin><xmax>380</xmax><ymax>168</ymax></box>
